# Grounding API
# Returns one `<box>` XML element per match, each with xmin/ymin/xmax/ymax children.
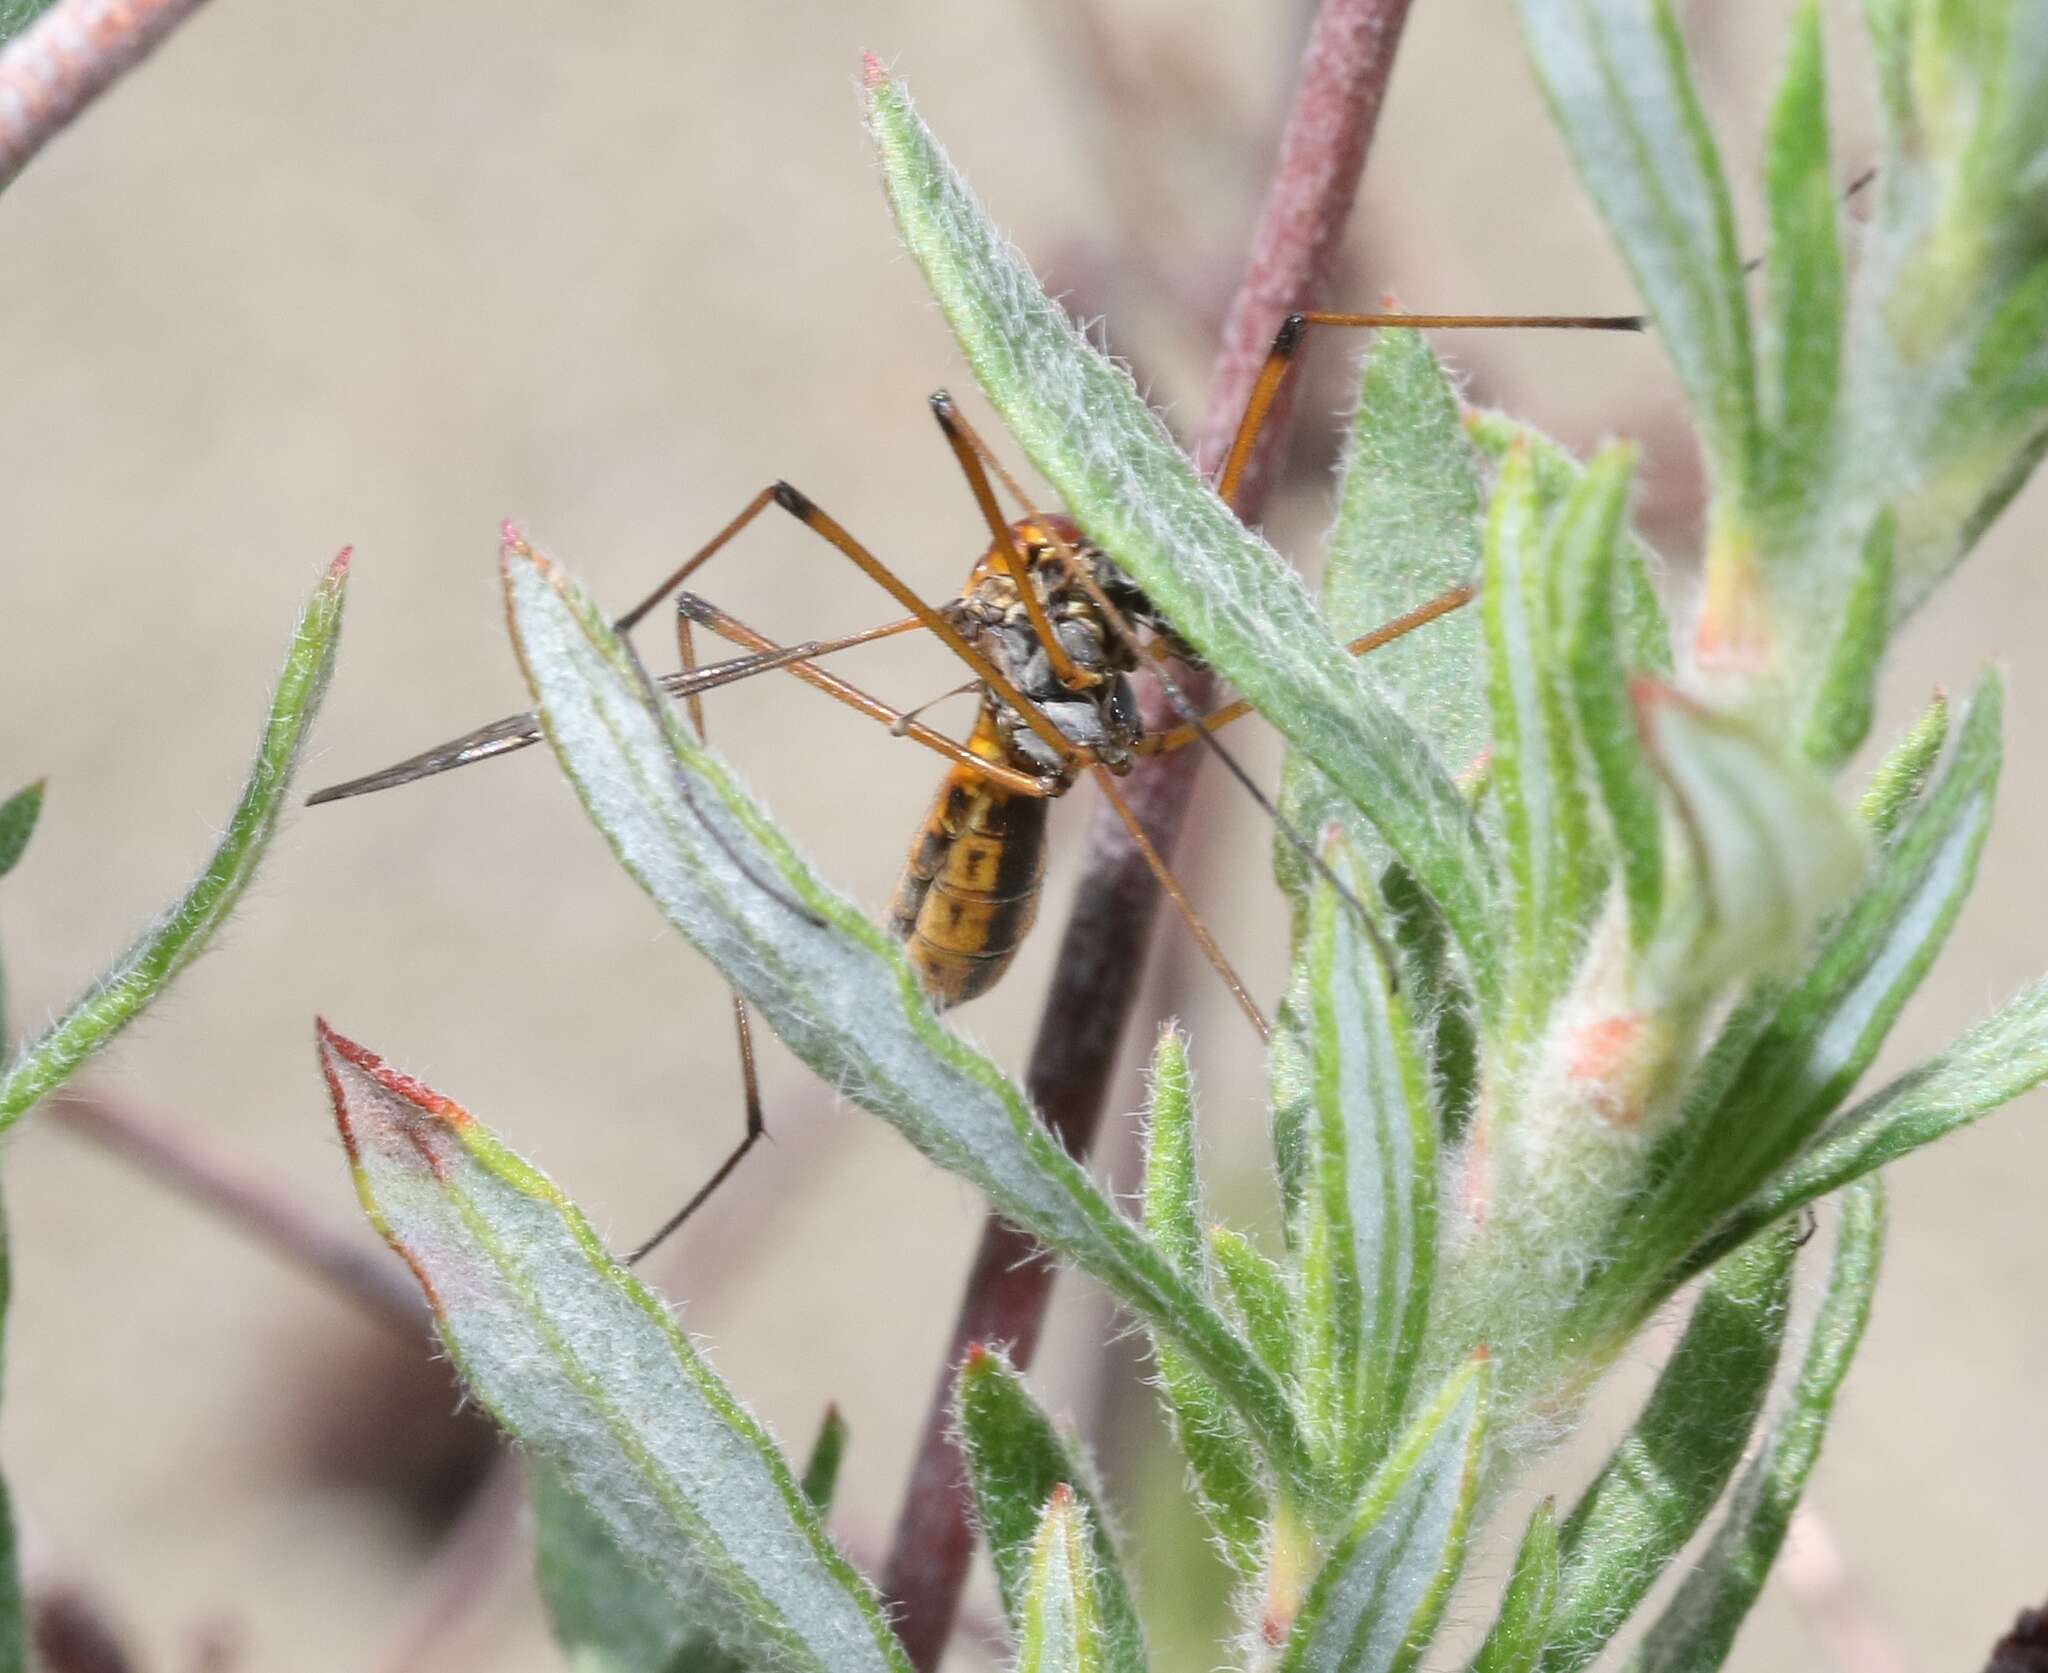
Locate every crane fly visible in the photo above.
<box><xmin>311</xmin><ymin>308</ymin><xmax>1645</xmax><ymax>1258</ymax></box>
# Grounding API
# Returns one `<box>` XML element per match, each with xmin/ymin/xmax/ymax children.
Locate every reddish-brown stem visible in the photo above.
<box><xmin>0</xmin><ymin>0</ymin><xmax>217</xmax><ymax>191</ymax></box>
<box><xmin>48</xmin><ymin>1087</ymin><xmax>426</xmax><ymax>1332</ymax></box>
<box><xmin>877</xmin><ymin>1</ymin><xmax>1418</xmax><ymax>1663</ymax></box>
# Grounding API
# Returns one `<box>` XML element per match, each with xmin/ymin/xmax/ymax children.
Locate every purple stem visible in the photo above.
<box><xmin>877</xmin><ymin>1</ymin><xmax>1418</xmax><ymax>1664</ymax></box>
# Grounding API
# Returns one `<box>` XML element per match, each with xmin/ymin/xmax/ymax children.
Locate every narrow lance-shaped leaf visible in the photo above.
<box><xmin>1801</xmin><ymin>510</ymin><xmax>1894</xmax><ymax>771</ymax></box>
<box><xmin>503</xmin><ymin>537</ymin><xmax>1311</xmax><ymax>1488</ymax></box>
<box><xmin>1665</xmin><ymin>674</ymin><xmax>2000</xmax><ymax>1250</ymax></box>
<box><xmin>536</xmin><ymin>1404</ymin><xmax>849</xmax><ymax>1673</ymax></box>
<box><xmin>1858</xmin><ymin>689</ymin><xmax>1948</xmax><ymax>844</ymax></box>
<box><xmin>1140</xmin><ymin>1032</ymin><xmax>1266</xmax><ymax>1573</ymax></box>
<box><xmin>1296</xmin><ymin>839</ymin><xmax>1438</xmax><ymax>1488</ymax></box>
<box><xmin>1468</xmin><ymin>1501</ymin><xmax>1560</xmax><ymax>1673</ymax></box>
<box><xmin>0</xmin><ymin>555</ymin><xmax>349</xmax><ymax>1123</ymax></box>
<box><xmin>1485</xmin><ymin>444</ymin><xmax>1600</xmax><ymax>1043</ymax></box>
<box><xmin>1518</xmin><ymin>0</ymin><xmax>1758</xmax><ymax>507</ymax></box>
<box><xmin>956</xmin><ymin>1349</ymin><xmax>1145</xmax><ymax>1673</ymax></box>
<box><xmin>0</xmin><ymin>784</ymin><xmax>39</xmax><ymax>883</ymax></box>
<box><xmin>864</xmin><ymin>64</ymin><xmax>1505</xmax><ymax>1014</ymax></box>
<box><xmin>1208</xmin><ymin>1225</ymin><xmax>1294</xmax><ymax>1383</ymax></box>
<box><xmin>318</xmin><ymin>1024</ymin><xmax>912</xmax><ymax>1673</ymax></box>
<box><xmin>1705</xmin><ymin>976</ymin><xmax>2048</xmax><ymax>1259</ymax></box>
<box><xmin>1465</xmin><ymin>413</ymin><xmax>1671</xmax><ymax>676</ymax></box>
<box><xmin>1758</xmin><ymin>3</ymin><xmax>1846</xmax><ymax>532</ymax></box>
<box><xmin>1628</xmin><ymin>1180</ymin><xmax>1885</xmax><ymax>1673</ymax></box>
<box><xmin>1280</xmin><ymin>328</ymin><xmax>1487</xmax><ymax>906</ymax></box>
<box><xmin>1551</xmin><ymin>446</ymin><xmax>1661</xmax><ymax>952</ymax></box>
<box><xmin>1540</xmin><ymin>1227</ymin><xmax>1796</xmax><ymax>1673</ymax></box>
<box><xmin>1018</xmin><ymin>1488</ymin><xmax>1109</xmax><ymax>1673</ymax></box>
<box><xmin>1278</xmin><ymin>1356</ymin><xmax>1490</xmax><ymax>1673</ymax></box>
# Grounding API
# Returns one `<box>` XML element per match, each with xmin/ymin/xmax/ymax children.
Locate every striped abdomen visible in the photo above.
<box><xmin>887</xmin><ymin>708</ymin><xmax>1048</xmax><ymax>1009</ymax></box>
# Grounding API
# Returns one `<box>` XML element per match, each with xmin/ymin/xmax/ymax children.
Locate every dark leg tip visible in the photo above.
<box><xmin>772</xmin><ymin>480</ymin><xmax>814</xmax><ymax>517</ymax></box>
<box><xmin>1275</xmin><ymin>313</ymin><xmax>1309</xmax><ymax>353</ymax></box>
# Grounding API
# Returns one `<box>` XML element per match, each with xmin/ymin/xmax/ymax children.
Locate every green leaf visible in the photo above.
<box><xmin>1675</xmin><ymin>674</ymin><xmax>1999</xmax><ymax>1237</ymax></box>
<box><xmin>503</xmin><ymin>535</ymin><xmax>1311</xmax><ymax>1489</ymax></box>
<box><xmin>535</xmin><ymin>1469</ymin><xmax>721</xmax><ymax>1673</ymax></box>
<box><xmin>1857</xmin><ymin>689</ymin><xmax>1948</xmax><ymax>844</ymax></box>
<box><xmin>1297</xmin><ymin>841</ymin><xmax>1437</xmax><ymax>1487</ymax></box>
<box><xmin>864</xmin><ymin>65</ymin><xmax>1505</xmax><ymax>1013</ymax></box>
<box><xmin>318</xmin><ymin>1024</ymin><xmax>911</xmax><ymax>1673</ymax></box>
<box><xmin>1553</xmin><ymin>447</ymin><xmax>1660</xmax><ymax>953</ymax></box>
<box><xmin>536</xmin><ymin>1405</ymin><xmax>849</xmax><ymax>1673</ymax></box>
<box><xmin>1518</xmin><ymin>0</ymin><xmax>1757</xmax><ymax>508</ymax></box>
<box><xmin>1141</xmin><ymin>1027</ymin><xmax>1203</xmax><ymax>1277</ymax></box>
<box><xmin>1469</xmin><ymin>1501</ymin><xmax>1560</xmax><ymax>1673</ymax></box>
<box><xmin>0</xmin><ymin>1190</ymin><xmax>24</xmax><ymax>1673</ymax></box>
<box><xmin>1541</xmin><ymin>1228</ymin><xmax>1797</xmax><ymax>1673</ymax></box>
<box><xmin>1209</xmin><ymin>1226</ymin><xmax>1295</xmax><ymax>1382</ymax></box>
<box><xmin>1139</xmin><ymin>1041</ymin><xmax>1273</xmax><ymax>1576</ymax></box>
<box><xmin>1277</xmin><ymin>1356</ymin><xmax>1489</xmax><ymax>1673</ymax></box>
<box><xmin>0</xmin><ymin>784</ymin><xmax>40</xmax><ymax>883</ymax></box>
<box><xmin>1486</xmin><ymin>445</ymin><xmax>1601</xmax><ymax>1042</ymax></box>
<box><xmin>798</xmin><ymin>1405</ymin><xmax>849</xmax><ymax>1518</ymax></box>
<box><xmin>956</xmin><ymin>1349</ymin><xmax>1145</xmax><ymax>1673</ymax></box>
<box><xmin>1636</xmin><ymin>684</ymin><xmax>1868</xmax><ymax>1002</ymax></box>
<box><xmin>1466</xmin><ymin>413</ymin><xmax>1671</xmax><ymax>677</ymax></box>
<box><xmin>1759</xmin><ymin>5</ymin><xmax>1845</xmax><ymax>530</ymax></box>
<box><xmin>0</xmin><ymin>557</ymin><xmax>348</xmax><ymax>1123</ymax></box>
<box><xmin>1628</xmin><ymin>1181</ymin><xmax>1884</xmax><ymax>1673</ymax></box>
<box><xmin>1801</xmin><ymin>510</ymin><xmax>1894</xmax><ymax>770</ymax></box>
<box><xmin>1280</xmin><ymin>329</ymin><xmax>1487</xmax><ymax>905</ymax></box>
<box><xmin>1381</xmin><ymin>862</ymin><xmax>1480</xmax><ymax>1143</ymax></box>
<box><xmin>1018</xmin><ymin>1488</ymin><xmax>1110</xmax><ymax>1673</ymax></box>
<box><xmin>1712</xmin><ymin>975</ymin><xmax>2048</xmax><ymax>1252</ymax></box>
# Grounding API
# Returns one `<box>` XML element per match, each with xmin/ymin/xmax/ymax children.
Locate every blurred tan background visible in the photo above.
<box><xmin>0</xmin><ymin>1</ymin><xmax>2042</xmax><ymax>1668</ymax></box>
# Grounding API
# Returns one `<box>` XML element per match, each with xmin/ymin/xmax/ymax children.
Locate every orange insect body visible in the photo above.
<box><xmin>887</xmin><ymin>512</ymin><xmax>1181</xmax><ymax>1006</ymax></box>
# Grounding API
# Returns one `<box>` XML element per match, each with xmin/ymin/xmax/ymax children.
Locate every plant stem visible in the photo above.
<box><xmin>877</xmin><ymin>2</ymin><xmax>1416</xmax><ymax>1663</ymax></box>
<box><xmin>0</xmin><ymin>0</ymin><xmax>216</xmax><ymax>191</ymax></box>
<box><xmin>48</xmin><ymin>1087</ymin><xmax>425</xmax><ymax>1331</ymax></box>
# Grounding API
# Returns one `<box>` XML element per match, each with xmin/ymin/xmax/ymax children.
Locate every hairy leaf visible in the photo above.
<box><xmin>1296</xmin><ymin>842</ymin><xmax>1437</xmax><ymax>1486</ymax></box>
<box><xmin>1018</xmin><ymin>1488</ymin><xmax>1109</xmax><ymax>1673</ymax></box>
<box><xmin>0</xmin><ymin>556</ymin><xmax>348</xmax><ymax>1123</ymax></box>
<box><xmin>504</xmin><ymin>535</ymin><xmax>1310</xmax><ymax>1486</ymax></box>
<box><xmin>1278</xmin><ymin>1357</ymin><xmax>1488</xmax><ymax>1673</ymax></box>
<box><xmin>0</xmin><ymin>784</ymin><xmax>39</xmax><ymax>883</ymax></box>
<box><xmin>957</xmin><ymin>1349</ymin><xmax>1145</xmax><ymax>1673</ymax></box>
<box><xmin>1541</xmin><ymin>1229</ymin><xmax>1796</xmax><ymax>1673</ymax></box>
<box><xmin>1628</xmin><ymin>1182</ymin><xmax>1884</xmax><ymax>1673</ymax></box>
<box><xmin>1469</xmin><ymin>1501</ymin><xmax>1560</xmax><ymax>1673</ymax></box>
<box><xmin>320</xmin><ymin>1025</ymin><xmax>910</xmax><ymax>1673</ymax></box>
<box><xmin>865</xmin><ymin>65</ymin><xmax>1504</xmax><ymax>1010</ymax></box>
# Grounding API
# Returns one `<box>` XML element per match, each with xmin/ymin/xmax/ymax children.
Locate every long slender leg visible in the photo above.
<box><xmin>673</xmin><ymin>593</ymin><xmax>1053</xmax><ymax>796</ymax></box>
<box><xmin>928</xmin><ymin>393</ymin><xmax>1096</xmax><ymax>695</ymax></box>
<box><xmin>1092</xmin><ymin>766</ymin><xmax>1268</xmax><ymax>1041</ymax></box>
<box><xmin>1133</xmin><ymin>579</ymin><xmax>1479</xmax><ymax>756</ymax></box>
<box><xmin>1214</xmin><ymin>309</ymin><xmax>1646</xmax><ymax>509</ymax></box>
<box><xmin>626</xmin><ymin>605</ymin><xmax>774</xmax><ymax>1263</ymax></box>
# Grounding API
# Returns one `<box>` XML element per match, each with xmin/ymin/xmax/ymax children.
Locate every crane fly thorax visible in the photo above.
<box><xmin>949</xmin><ymin>516</ymin><xmax>1186</xmax><ymax>780</ymax></box>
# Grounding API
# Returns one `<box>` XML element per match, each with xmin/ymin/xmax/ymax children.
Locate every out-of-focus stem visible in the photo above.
<box><xmin>0</xmin><ymin>0</ymin><xmax>215</xmax><ymax>191</ymax></box>
<box><xmin>878</xmin><ymin>2</ymin><xmax>1417</xmax><ymax>1665</ymax></box>
<box><xmin>48</xmin><ymin>1087</ymin><xmax>425</xmax><ymax>1332</ymax></box>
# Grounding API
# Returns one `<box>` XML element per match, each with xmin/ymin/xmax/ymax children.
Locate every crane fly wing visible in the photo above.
<box><xmin>306</xmin><ymin>642</ymin><xmax>824</xmax><ymax>806</ymax></box>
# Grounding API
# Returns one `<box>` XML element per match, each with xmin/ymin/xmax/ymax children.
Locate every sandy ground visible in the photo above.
<box><xmin>0</xmin><ymin>1</ymin><xmax>2042</xmax><ymax>1668</ymax></box>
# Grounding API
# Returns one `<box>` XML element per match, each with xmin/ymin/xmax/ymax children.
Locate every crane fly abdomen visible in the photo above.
<box><xmin>887</xmin><ymin>706</ymin><xmax>1048</xmax><ymax>1009</ymax></box>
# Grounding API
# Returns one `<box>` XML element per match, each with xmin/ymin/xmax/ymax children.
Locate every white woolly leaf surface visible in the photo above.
<box><xmin>1278</xmin><ymin>1358</ymin><xmax>1487</xmax><ymax>1673</ymax></box>
<box><xmin>316</xmin><ymin>1025</ymin><xmax>908</xmax><ymax>1673</ymax></box>
<box><xmin>865</xmin><ymin>69</ymin><xmax>1503</xmax><ymax>1014</ymax></box>
<box><xmin>501</xmin><ymin>537</ymin><xmax>1311</xmax><ymax>1488</ymax></box>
